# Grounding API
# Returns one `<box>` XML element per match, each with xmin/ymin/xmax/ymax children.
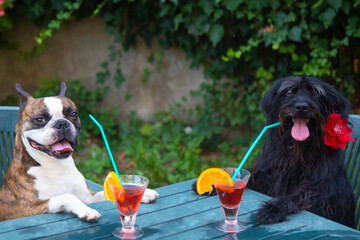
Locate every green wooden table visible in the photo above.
<box><xmin>0</xmin><ymin>179</ymin><xmax>359</xmax><ymax>239</ymax></box>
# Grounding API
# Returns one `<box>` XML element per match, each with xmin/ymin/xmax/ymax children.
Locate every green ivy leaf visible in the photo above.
<box><xmin>48</xmin><ymin>20</ymin><xmax>61</xmax><ymax>30</ymax></box>
<box><xmin>96</xmin><ymin>71</ymin><xmax>110</xmax><ymax>84</ymax></box>
<box><xmin>140</xmin><ymin>124</ymin><xmax>152</xmax><ymax>136</ymax></box>
<box><xmin>288</xmin><ymin>26</ymin><xmax>302</xmax><ymax>42</ymax></box>
<box><xmin>114</xmin><ymin>70</ymin><xmax>126</xmax><ymax>87</ymax></box>
<box><xmin>213</xmin><ymin>9</ymin><xmax>224</xmax><ymax>21</ymax></box>
<box><xmin>125</xmin><ymin>93</ymin><xmax>132</xmax><ymax>102</ymax></box>
<box><xmin>208</xmin><ymin>24</ymin><xmax>224</xmax><ymax>46</ymax></box>
<box><xmin>199</xmin><ymin>0</ymin><xmax>214</xmax><ymax>16</ymax></box>
<box><xmin>174</xmin><ymin>13</ymin><xmax>183</xmax><ymax>30</ymax></box>
<box><xmin>0</xmin><ymin>15</ymin><xmax>13</xmax><ymax>32</ymax></box>
<box><xmin>142</xmin><ymin>68</ymin><xmax>151</xmax><ymax>84</ymax></box>
<box><xmin>328</xmin><ymin>0</ymin><xmax>343</xmax><ymax>12</ymax></box>
<box><xmin>271</xmin><ymin>12</ymin><xmax>286</xmax><ymax>28</ymax></box>
<box><xmin>223</xmin><ymin>0</ymin><xmax>243</xmax><ymax>12</ymax></box>
<box><xmin>319</xmin><ymin>8</ymin><xmax>336</xmax><ymax>29</ymax></box>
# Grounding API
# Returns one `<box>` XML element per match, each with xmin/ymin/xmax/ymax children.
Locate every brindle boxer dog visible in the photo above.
<box><xmin>0</xmin><ymin>82</ymin><xmax>159</xmax><ymax>221</ymax></box>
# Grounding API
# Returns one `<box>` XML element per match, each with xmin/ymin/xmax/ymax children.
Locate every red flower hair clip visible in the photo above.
<box><xmin>324</xmin><ymin>113</ymin><xmax>355</xmax><ymax>150</ymax></box>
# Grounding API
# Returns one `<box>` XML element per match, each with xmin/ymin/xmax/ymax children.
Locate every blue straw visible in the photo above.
<box><xmin>232</xmin><ymin>122</ymin><xmax>281</xmax><ymax>180</ymax></box>
<box><xmin>89</xmin><ymin>114</ymin><xmax>123</xmax><ymax>186</ymax></box>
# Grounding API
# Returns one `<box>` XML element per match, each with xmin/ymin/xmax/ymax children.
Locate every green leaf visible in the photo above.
<box><xmin>328</xmin><ymin>0</ymin><xmax>342</xmax><ymax>12</ymax></box>
<box><xmin>199</xmin><ymin>0</ymin><xmax>214</xmax><ymax>16</ymax></box>
<box><xmin>272</xmin><ymin>12</ymin><xmax>286</xmax><ymax>28</ymax></box>
<box><xmin>354</xmin><ymin>0</ymin><xmax>360</xmax><ymax>7</ymax></box>
<box><xmin>288</xmin><ymin>26</ymin><xmax>302</xmax><ymax>42</ymax></box>
<box><xmin>213</xmin><ymin>9</ymin><xmax>224</xmax><ymax>21</ymax></box>
<box><xmin>223</xmin><ymin>0</ymin><xmax>243</xmax><ymax>12</ymax></box>
<box><xmin>114</xmin><ymin>70</ymin><xmax>126</xmax><ymax>87</ymax></box>
<box><xmin>125</xmin><ymin>93</ymin><xmax>132</xmax><ymax>102</ymax></box>
<box><xmin>174</xmin><ymin>13</ymin><xmax>183</xmax><ymax>30</ymax></box>
<box><xmin>96</xmin><ymin>71</ymin><xmax>110</xmax><ymax>84</ymax></box>
<box><xmin>0</xmin><ymin>15</ymin><xmax>13</xmax><ymax>32</ymax></box>
<box><xmin>140</xmin><ymin>124</ymin><xmax>152</xmax><ymax>136</ymax></box>
<box><xmin>208</xmin><ymin>24</ymin><xmax>224</xmax><ymax>46</ymax></box>
<box><xmin>319</xmin><ymin>8</ymin><xmax>336</xmax><ymax>29</ymax></box>
<box><xmin>48</xmin><ymin>20</ymin><xmax>61</xmax><ymax>30</ymax></box>
<box><xmin>142</xmin><ymin>68</ymin><xmax>151</xmax><ymax>84</ymax></box>
<box><xmin>312</xmin><ymin>0</ymin><xmax>324</xmax><ymax>9</ymax></box>
<box><xmin>35</xmin><ymin>37</ymin><xmax>43</xmax><ymax>45</ymax></box>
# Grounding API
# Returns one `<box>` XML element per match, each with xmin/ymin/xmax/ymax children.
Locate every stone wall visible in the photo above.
<box><xmin>0</xmin><ymin>17</ymin><xmax>205</xmax><ymax>121</ymax></box>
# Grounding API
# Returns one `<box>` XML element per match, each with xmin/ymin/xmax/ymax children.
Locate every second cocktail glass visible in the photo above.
<box><xmin>214</xmin><ymin>168</ymin><xmax>250</xmax><ymax>233</ymax></box>
<box><xmin>109</xmin><ymin>175</ymin><xmax>149</xmax><ymax>239</ymax></box>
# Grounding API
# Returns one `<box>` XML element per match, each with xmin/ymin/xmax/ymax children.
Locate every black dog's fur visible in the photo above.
<box><xmin>248</xmin><ymin>76</ymin><xmax>355</xmax><ymax>228</ymax></box>
<box><xmin>191</xmin><ymin>76</ymin><xmax>355</xmax><ymax>228</ymax></box>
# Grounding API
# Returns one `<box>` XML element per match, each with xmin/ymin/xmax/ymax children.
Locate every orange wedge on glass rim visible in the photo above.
<box><xmin>104</xmin><ymin>171</ymin><xmax>123</xmax><ymax>203</ymax></box>
<box><xmin>196</xmin><ymin>168</ymin><xmax>234</xmax><ymax>195</ymax></box>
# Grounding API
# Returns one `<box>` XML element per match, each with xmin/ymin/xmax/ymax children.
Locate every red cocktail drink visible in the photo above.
<box><xmin>112</xmin><ymin>184</ymin><xmax>146</xmax><ymax>216</ymax></box>
<box><xmin>215</xmin><ymin>179</ymin><xmax>246</xmax><ymax>209</ymax></box>
<box><xmin>109</xmin><ymin>175</ymin><xmax>148</xmax><ymax>239</ymax></box>
<box><xmin>214</xmin><ymin>168</ymin><xmax>250</xmax><ymax>233</ymax></box>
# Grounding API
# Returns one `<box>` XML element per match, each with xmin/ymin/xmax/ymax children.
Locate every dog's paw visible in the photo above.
<box><xmin>75</xmin><ymin>206</ymin><xmax>101</xmax><ymax>222</ymax></box>
<box><xmin>256</xmin><ymin>201</ymin><xmax>287</xmax><ymax>225</ymax></box>
<box><xmin>141</xmin><ymin>188</ymin><xmax>159</xmax><ymax>203</ymax></box>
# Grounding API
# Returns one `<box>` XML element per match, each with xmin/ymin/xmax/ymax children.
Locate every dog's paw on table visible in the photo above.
<box><xmin>256</xmin><ymin>201</ymin><xmax>287</xmax><ymax>225</ymax></box>
<box><xmin>72</xmin><ymin>205</ymin><xmax>101</xmax><ymax>222</ymax></box>
<box><xmin>141</xmin><ymin>189</ymin><xmax>159</xmax><ymax>203</ymax></box>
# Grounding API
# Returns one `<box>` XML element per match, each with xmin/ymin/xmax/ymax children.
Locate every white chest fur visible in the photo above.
<box><xmin>27</xmin><ymin>158</ymin><xmax>87</xmax><ymax>200</ymax></box>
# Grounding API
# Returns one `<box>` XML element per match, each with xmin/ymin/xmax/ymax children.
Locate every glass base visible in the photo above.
<box><xmin>215</xmin><ymin>219</ymin><xmax>247</xmax><ymax>233</ymax></box>
<box><xmin>113</xmin><ymin>226</ymin><xmax>144</xmax><ymax>239</ymax></box>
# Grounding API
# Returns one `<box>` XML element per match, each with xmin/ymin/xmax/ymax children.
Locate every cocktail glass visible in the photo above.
<box><xmin>109</xmin><ymin>175</ymin><xmax>149</xmax><ymax>239</ymax></box>
<box><xmin>214</xmin><ymin>168</ymin><xmax>250</xmax><ymax>233</ymax></box>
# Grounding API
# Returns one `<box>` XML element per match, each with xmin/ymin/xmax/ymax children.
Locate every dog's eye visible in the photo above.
<box><xmin>312</xmin><ymin>88</ymin><xmax>319</xmax><ymax>97</ymax></box>
<box><xmin>286</xmin><ymin>88</ymin><xmax>294</xmax><ymax>96</ymax></box>
<box><xmin>35</xmin><ymin>117</ymin><xmax>47</xmax><ymax>124</ymax></box>
<box><xmin>71</xmin><ymin>111</ymin><xmax>78</xmax><ymax>119</ymax></box>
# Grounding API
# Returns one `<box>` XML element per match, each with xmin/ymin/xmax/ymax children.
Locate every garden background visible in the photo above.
<box><xmin>0</xmin><ymin>0</ymin><xmax>359</xmax><ymax>188</ymax></box>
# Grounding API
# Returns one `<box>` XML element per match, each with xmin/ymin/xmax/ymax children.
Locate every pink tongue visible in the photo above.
<box><xmin>50</xmin><ymin>140</ymin><xmax>73</xmax><ymax>152</ymax></box>
<box><xmin>291</xmin><ymin>118</ymin><xmax>309</xmax><ymax>141</ymax></box>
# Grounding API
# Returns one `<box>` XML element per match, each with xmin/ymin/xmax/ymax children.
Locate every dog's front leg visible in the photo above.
<box><xmin>256</xmin><ymin>195</ymin><xmax>301</xmax><ymax>225</ymax></box>
<box><xmin>48</xmin><ymin>194</ymin><xmax>101</xmax><ymax>221</ymax></box>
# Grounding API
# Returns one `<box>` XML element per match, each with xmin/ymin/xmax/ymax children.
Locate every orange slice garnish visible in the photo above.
<box><xmin>196</xmin><ymin>168</ymin><xmax>234</xmax><ymax>195</ymax></box>
<box><xmin>104</xmin><ymin>171</ymin><xmax>123</xmax><ymax>202</ymax></box>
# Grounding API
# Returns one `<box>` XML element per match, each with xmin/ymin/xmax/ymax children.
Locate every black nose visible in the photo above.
<box><xmin>54</xmin><ymin>120</ymin><xmax>70</xmax><ymax>133</ymax></box>
<box><xmin>295</xmin><ymin>103</ymin><xmax>308</xmax><ymax>112</ymax></box>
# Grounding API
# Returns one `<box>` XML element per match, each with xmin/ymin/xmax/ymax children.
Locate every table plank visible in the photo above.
<box><xmin>37</xmin><ymin>189</ymin><xmax>269</xmax><ymax>240</ymax></box>
<box><xmin>0</xmin><ymin>182</ymin><xmax>205</xmax><ymax>239</ymax></box>
<box><xmin>0</xmin><ymin>180</ymin><xmax>114</xmax><ymax>235</ymax></box>
<box><xmin>1</xmin><ymin>179</ymin><xmax>359</xmax><ymax>240</ymax></box>
<box><xmin>0</xmin><ymin>179</ymin><xmax>195</xmax><ymax>235</ymax></box>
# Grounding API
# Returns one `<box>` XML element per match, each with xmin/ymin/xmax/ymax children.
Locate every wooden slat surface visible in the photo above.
<box><xmin>0</xmin><ymin>179</ymin><xmax>359</xmax><ymax>240</ymax></box>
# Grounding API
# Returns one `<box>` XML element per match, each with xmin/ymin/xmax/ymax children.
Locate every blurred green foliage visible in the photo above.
<box><xmin>1</xmin><ymin>0</ymin><xmax>360</xmax><ymax>187</ymax></box>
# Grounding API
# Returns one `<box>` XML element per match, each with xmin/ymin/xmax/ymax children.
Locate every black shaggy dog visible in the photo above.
<box><xmin>248</xmin><ymin>75</ymin><xmax>355</xmax><ymax>228</ymax></box>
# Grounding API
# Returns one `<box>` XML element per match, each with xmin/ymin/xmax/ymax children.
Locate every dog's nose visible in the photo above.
<box><xmin>54</xmin><ymin>120</ymin><xmax>70</xmax><ymax>133</ymax></box>
<box><xmin>295</xmin><ymin>103</ymin><xmax>308</xmax><ymax>112</ymax></box>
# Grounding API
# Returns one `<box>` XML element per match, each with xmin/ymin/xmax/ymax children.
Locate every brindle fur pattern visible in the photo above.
<box><xmin>0</xmin><ymin>86</ymin><xmax>94</xmax><ymax>221</ymax></box>
<box><xmin>0</xmin><ymin>98</ymin><xmax>49</xmax><ymax>220</ymax></box>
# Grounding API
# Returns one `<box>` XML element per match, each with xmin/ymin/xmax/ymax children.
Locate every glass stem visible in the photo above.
<box><xmin>223</xmin><ymin>206</ymin><xmax>239</xmax><ymax>224</ymax></box>
<box><xmin>120</xmin><ymin>213</ymin><xmax>137</xmax><ymax>232</ymax></box>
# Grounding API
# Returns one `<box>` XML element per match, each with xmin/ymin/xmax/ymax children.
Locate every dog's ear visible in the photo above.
<box><xmin>15</xmin><ymin>84</ymin><xmax>33</xmax><ymax>112</ymax></box>
<box><xmin>59</xmin><ymin>82</ymin><xmax>67</xmax><ymax>97</ymax></box>
<box><xmin>319</xmin><ymin>81</ymin><xmax>351</xmax><ymax>118</ymax></box>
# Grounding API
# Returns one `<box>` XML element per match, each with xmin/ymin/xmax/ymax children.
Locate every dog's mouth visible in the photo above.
<box><xmin>28</xmin><ymin>138</ymin><xmax>74</xmax><ymax>159</ymax></box>
<box><xmin>290</xmin><ymin>117</ymin><xmax>309</xmax><ymax>141</ymax></box>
